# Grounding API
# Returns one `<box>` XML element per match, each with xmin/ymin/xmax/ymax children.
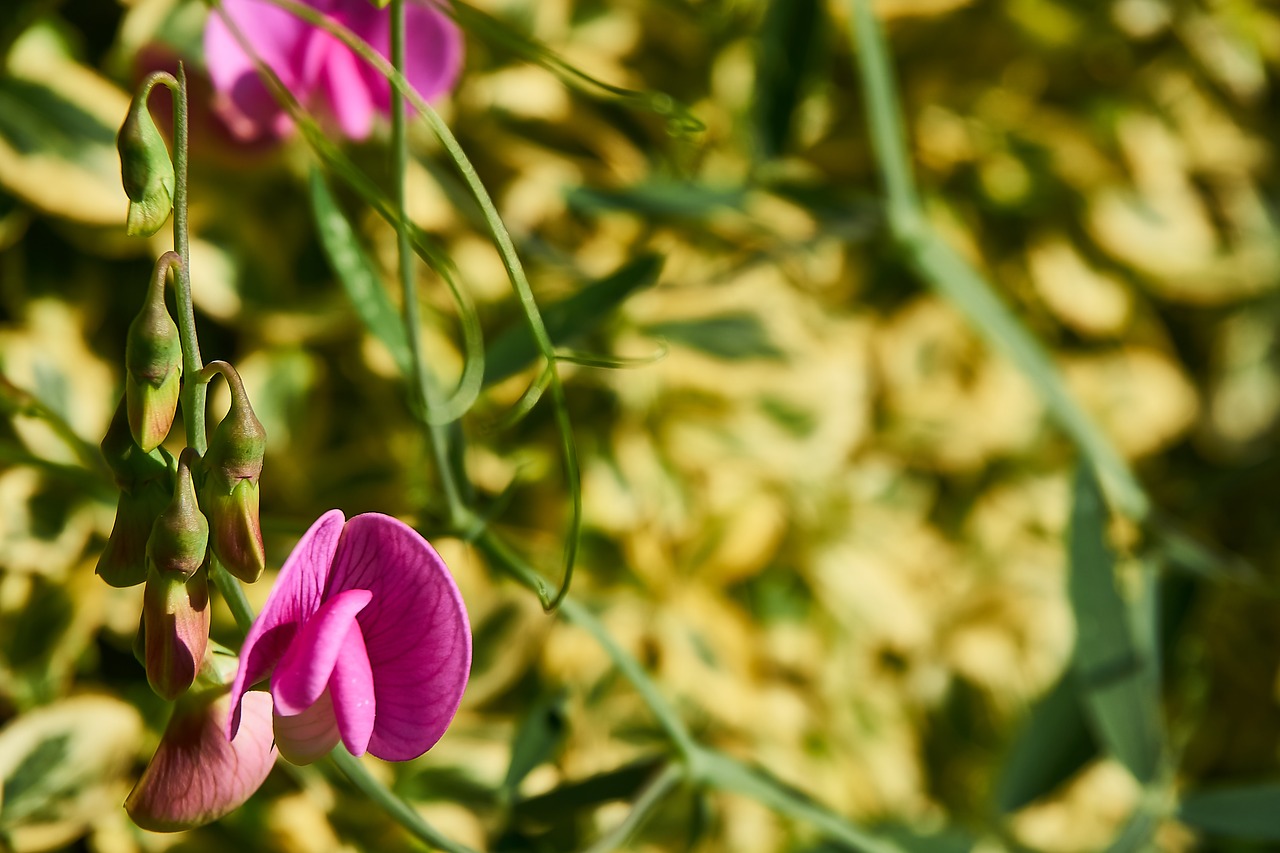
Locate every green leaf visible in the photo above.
<box><xmin>502</xmin><ymin>691</ymin><xmax>570</xmax><ymax>799</ymax></box>
<box><xmin>566</xmin><ymin>183</ymin><xmax>745</xmax><ymax>220</ymax></box>
<box><xmin>995</xmin><ymin>670</ymin><xmax>1097</xmax><ymax>813</ymax></box>
<box><xmin>643</xmin><ymin>313</ymin><xmax>786</xmax><ymax>361</ymax></box>
<box><xmin>513</xmin><ymin>756</ymin><xmax>665</xmax><ymax>820</ymax></box>
<box><xmin>1067</xmin><ymin>466</ymin><xmax>1162</xmax><ymax>784</ymax></box>
<box><xmin>309</xmin><ymin>169</ymin><xmax>412</xmax><ymax>375</ymax></box>
<box><xmin>754</xmin><ymin>0</ymin><xmax>824</xmax><ymax>160</ymax></box>
<box><xmin>483</xmin><ymin>254</ymin><xmax>663</xmax><ymax>386</ymax></box>
<box><xmin>1178</xmin><ymin>784</ymin><xmax>1280</xmax><ymax>840</ymax></box>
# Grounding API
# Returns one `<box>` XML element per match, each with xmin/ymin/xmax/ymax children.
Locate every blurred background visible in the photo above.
<box><xmin>2</xmin><ymin>0</ymin><xmax>1280</xmax><ymax>850</ymax></box>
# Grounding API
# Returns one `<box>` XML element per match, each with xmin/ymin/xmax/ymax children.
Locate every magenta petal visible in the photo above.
<box><xmin>271</xmin><ymin>587</ymin><xmax>372</xmax><ymax>715</ymax></box>
<box><xmin>329</xmin><ymin>620</ymin><xmax>376</xmax><ymax>756</ymax></box>
<box><xmin>203</xmin><ymin>0</ymin><xmax>309</xmax><ymax>139</ymax></box>
<box><xmin>228</xmin><ymin>510</ymin><xmax>345</xmax><ymax>740</ymax></box>
<box><xmin>352</xmin><ymin>0</ymin><xmax>464</xmax><ymax>114</ymax></box>
<box><xmin>127</xmin><ymin>688</ymin><xmax>276</xmax><ymax>832</ymax></box>
<box><xmin>318</xmin><ymin>37</ymin><xmax>377</xmax><ymax>140</ymax></box>
<box><xmin>326</xmin><ymin>513</ymin><xmax>471</xmax><ymax>761</ymax></box>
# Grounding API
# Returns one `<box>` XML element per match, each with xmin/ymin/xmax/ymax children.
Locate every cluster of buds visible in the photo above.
<box><xmin>97</xmin><ymin>254</ymin><xmax>266</xmax><ymax>702</ymax></box>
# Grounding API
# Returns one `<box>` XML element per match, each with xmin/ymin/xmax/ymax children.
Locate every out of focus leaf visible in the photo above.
<box><xmin>1177</xmin><ymin>784</ymin><xmax>1280</xmax><ymax>840</ymax></box>
<box><xmin>484</xmin><ymin>254</ymin><xmax>663</xmax><ymax>386</ymax></box>
<box><xmin>754</xmin><ymin>0</ymin><xmax>823</xmax><ymax>160</ymax></box>
<box><xmin>566</xmin><ymin>183</ymin><xmax>745</xmax><ymax>220</ymax></box>
<box><xmin>994</xmin><ymin>670</ymin><xmax>1097</xmax><ymax>812</ymax></box>
<box><xmin>0</xmin><ymin>26</ymin><xmax>128</xmax><ymax>226</ymax></box>
<box><xmin>0</xmin><ymin>696</ymin><xmax>142</xmax><ymax>848</ymax></box>
<box><xmin>310</xmin><ymin>168</ymin><xmax>412</xmax><ymax>375</ymax></box>
<box><xmin>643</xmin><ymin>313</ymin><xmax>785</xmax><ymax>361</ymax></box>
<box><xmin>502</xmin><ymin>690</ymin><xmax>570</xmax><ymax>799</ymax></box>
<box><xmin>1067</xmin><ymin>466</ymin><xmax>1162</xmax><ymax>784</ymax></box>
<box><xmin>513</xmin><ymin>756</ymin><xmax>664</xmax><ymax>820</ymax></box>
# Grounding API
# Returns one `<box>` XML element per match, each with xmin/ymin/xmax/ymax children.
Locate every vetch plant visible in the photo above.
<box><xmin>204</xmin><ymin>0</ymin><xmax>463</xmax><ymax>140</ymax></box>
<box><xmin>228</xmin><ymin>511</ymin><xmax>471</xmax><ymax>764</ymax></box>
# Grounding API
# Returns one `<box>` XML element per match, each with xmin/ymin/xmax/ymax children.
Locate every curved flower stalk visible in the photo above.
<box><xmin>228</xmin><ymin>511</ymin><xmax>470</xmax><ymax>764</ymax></box>
<box><xmin>203</xmin><ymin>0</ymin><xmax>463</xmax><ymax>141</ymax></box>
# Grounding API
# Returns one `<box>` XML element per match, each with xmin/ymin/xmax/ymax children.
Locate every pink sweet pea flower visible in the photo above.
<box><xmin>228</xmin><ymin>510</ymin><xmax>471</xmax><ymax>764</ymax></box>
<box><xmin>204</xmin><ymin>0</ymin><xmax>463</xmax><ymax>141</ymax></box>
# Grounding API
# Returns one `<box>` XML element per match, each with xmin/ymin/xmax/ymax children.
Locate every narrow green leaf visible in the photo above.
<box><xmin>483</xmin><ymin>254</ymin><xmax>663</xmax><ymax>386</ymax></box>
<box><xmin>566</xmin><ymin>184</ymin><xmax>745</xmax><ymax>220</ymax></box>
<box><xmin>643</xmin><ymin>313</ymin><xmax>785</xmax><ymax>361</ymax></box>
<box><xmin>995</xmin><ymin>671</ymin><xmax>1097</xmax><ymax>813</ymax></box>
<box><xmin>502</xmin><ymin>691</ymin><xmax>570</xmax><ymax>799</ymax></box>
<box><xmin>1067</xmin><ymin>466</ymin><xmax>1162</xmax><ymax>784</ymax></box>
<box><xmin>754</xmin><ymin>0</ymin><xmax>823</xmax><ymax>160</ymax></box>
<box><xmin>309</xmin><ymin>168</ymin><xmax>412</xmax><ymax>375</ymax></box>
<box><xmin>1178</xmin><ymin>785</ymin><xmax>1280</xmax><ymax>840</ymax></box>
<box><xmin>513</xmin><ymin>756</ymin><xmax>665</xmax><ymax>819</ymax></box>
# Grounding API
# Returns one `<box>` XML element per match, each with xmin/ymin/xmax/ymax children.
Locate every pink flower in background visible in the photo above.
<box><xmin>204</xmin><ymin>0</ymin><xmax>463</xmax><ymax>141</ymax></box>
<box><xmin>228</xmin><ymin>511</ymin><xmax>471</xmax><ymax>764</ymax></box>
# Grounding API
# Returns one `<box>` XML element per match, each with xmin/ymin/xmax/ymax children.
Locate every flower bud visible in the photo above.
<box><xmin>118</xmin><ymin>87</ymin><xmax>175</xmax><ymax>237</ymax></box>
<box><xmin>97</xmin><ymin>396</ymin><xmax>175</xmax><ymax>588</ymax></box>
<box><xmin>126</xmin><ymin>656</ymin><xmax>277</xmax><ymax>831</ymax></box>
<box><xmin>147</xmin><ymin>450</ymin><xmax>208</xmax><ymax>581</ymax></box>
<box><xmin>126</xmin><ymin>254</ymin><xmax>183</xmax><ymax>453</ymax></box>
<box><xmin>199</xmin><ymin>362</ymin><xmax>266</xmax><ymax>583</ymax></box>
<box><xmin>142</xmin><ymin>563</ymin><xmax>210</xmax><ymax>701</ymax></box>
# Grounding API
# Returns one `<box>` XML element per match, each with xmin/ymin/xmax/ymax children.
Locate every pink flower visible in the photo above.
<box><xmin>204</xmin><ymin>0</ymin><xmax>463</xmax><ymax>141</ymax></box>
<box><xmin>126</xmin><ymin>686</ymin><xmax>277</xmax><ymax>831</ymax></box>
<box><xmin>228</xmin><ymin>510</ymin><xmax>471</xmax><ymax>764</ymax></box>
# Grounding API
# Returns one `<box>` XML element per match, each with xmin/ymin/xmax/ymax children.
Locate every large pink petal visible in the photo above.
<box><xmin>325</xmin><ymin>513</ymin><xmax>471</xmax><ymax>761</ymax></box>
<box><xmin>127</xmin><ymin>688</ymin><xmax>276</xmax><ymax>831</ymax></box>
<box><xmin>350</xmin><ymin>0</ymin><xmax>464</xmax><ymax>114</ymax></box>
<box><xmin>203</xmin><ymin>0</ymin><xmax>310</xmax><ymax>140</ymax></box>
<box><xmin>316</xmin><ymin>32</ymin><xmax>377</xmax><ymax>140</ymax></box>
<box><xmin>329</xmin><ymin>621</ymin><xmax>376</xmax><ymax>756</ymax></box>
<box><xmin>270</xmin><ymin>587</ymin><xmax>371</xmax><ymax>715</ymax></box>
<box><xmin>228</xmin><ymin>510</ymin><xmax>345</xmax><ymax>740</ymax></box>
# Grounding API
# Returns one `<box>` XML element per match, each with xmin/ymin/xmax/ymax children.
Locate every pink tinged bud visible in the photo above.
<box><xmin>200</xmin><ymin>362</ymin><xmax>266</xmax><ymax>583</ymax></box>
<box><xmin>125</xmin><ymin>254</ymin><xmax>183</xmax><ymax>453</ymax></box>
<box><xmin>228</xmin><ymin>511</ymin><xmax>470</xmax><ymax>764</ymax></box>
<box><xmin>118</xmin><ymin>85</ymin><xmax>176</xmax><ymax>237</ymax></box>
<box><xmin>143</xmin><ymin>565</ymin><xmax>210</xmax><ymax>701</ymax></box>
<box><xmin>125</xmin><ymin>686</ymin><xmax>277</xmax><ymax>831</ymax></box>
<box><xmin>98</xmin><ymin>396</ymin><xmax>176</xmax><ymax>588</ymax></box>
<box><xmin>147</xmin><ymin>451</ymin><xmax>209</xmax><ymax>581</ymax></box>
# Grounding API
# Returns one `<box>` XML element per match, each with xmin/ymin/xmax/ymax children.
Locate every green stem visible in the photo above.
<box><xmin>389</xmin><ymin>0</ymin><xmax>467</xmax><ymax>528</ymax></box>
<box><xmin>845</xmin><ymin>0</ymin><xmax>1150</xmax><ymax>521</ymax></box>
<box><xmin>580</xmin><ymin>762</ymin><xmax>682</xmax><ymax>853</ymax></box>
<box><xmin>330</xmin><ymin>750</ymin><xmax>480</xmax><ymax>853</ymax></box>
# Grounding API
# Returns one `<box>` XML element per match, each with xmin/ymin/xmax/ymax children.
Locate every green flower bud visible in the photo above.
<box><xmin>126</xmin><ymin>254</ymin><xmax>183</xmax><ymax>453</ymax></box>
<box><xmin>97</xmin><ymin>396</ymin><xmax>176</xmax><ymax>588</ymax></box>
<box><xmin>198</xmin><ymin>362</ymin><xmax>266</xmax><ymax>583</ymax></box>
<box><xmin>147</xmin><ymin>450</ymin><xmax>208</xmax><ymax>582</ymax></box>
<box><xmin>118</xmin><ymin>86</ymin><xmax>175</xmax><ymax>237</ymax></box>
<box><xmin>142</xmin><ymin>563</ymin><xmax>210</xmax><ymax>701</ymax></box>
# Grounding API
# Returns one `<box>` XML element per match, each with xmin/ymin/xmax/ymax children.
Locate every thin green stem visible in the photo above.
<box><xmin>330</xmin><ymin>750</ymin><xmax>480</xmax><ymax>853</ymax></box>
<box><xmin>845</xmin><ymin>0</ymin><xmax>1150</xmax><ymax>521</ymax></box>
<box><xmin>390</xmin><ymin>0</ymin><xmax>467</xmax><ymax>528</ymax></box>
<box><xmin>579</xmin><ymin>762</ymin><xmax>683</xmax><ymax>853</ymax></box>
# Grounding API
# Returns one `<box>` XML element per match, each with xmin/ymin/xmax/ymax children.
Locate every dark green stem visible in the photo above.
<box><xmin>390</xmin><ymin>0</ymin><xmax>467</xmax><ymax>529</ymax></box>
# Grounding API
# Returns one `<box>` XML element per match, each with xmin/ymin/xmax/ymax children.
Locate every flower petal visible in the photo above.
<box><xmin>126</xmin><ymin>687</ymin><xmax>276</xmax><ymax>832</ymax></box>
<box><xmin>270</xmin><ymin>587</ymin><xmax>371</xmax><ymax>715</ymax></box>
<box><xmin>316</xmin><ymin>32</ymin><xmax>377</xmax><ymax>140</ymax></box>
<box><xmin>228</xmin><ymin>509</ymin><xmax>345</xmax><ymax>740</ymax></box>
<box><xmin>350</xmin><ymin>0</ymin><xmax>464</xmax><ymax>114</ymax></box>
<box><xmin>273</xmin><ymin>688</ymin><xmax>341</xmax><ymax>765</ymax></box>
<box><xmin>203</xmin><ymin>0</ymin><xmax>309</xmax><ymax>140</ymax></box>
<box><xmin>329</xmin><ymin>620</ymin><xmax>376</xmax><ymax>756</ymax></box>
<box><xmin>326</xmin><ymin>513</ymin><xmax>471</xmax><ymax>761</ymax></box>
